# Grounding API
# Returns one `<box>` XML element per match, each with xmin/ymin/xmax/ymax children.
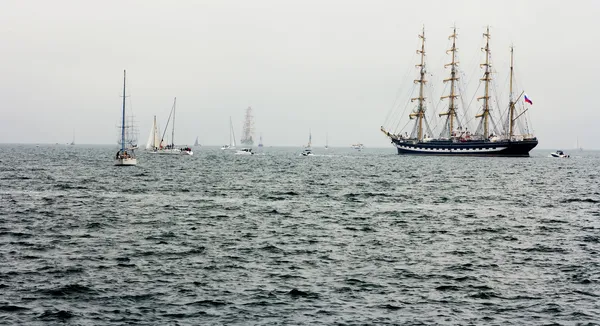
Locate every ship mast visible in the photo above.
<box><xmin>508</xmin><ymin>46</ymin><xmax>515</xmax><ymax>139</ymax></box>
<box><xmin>475</xmin><ymin>27</ymin><xmax>492</xmax><ymax>139</ymax></box>
<box><xmin>409</xmin><ymin>26</ymin><xmax>427</xmax><ymax>141</ymax></box>
<box><xmin>439</xmin><ymin>26</ymin><xmax>459</xmax><ymax>138</ymax></box>
<box><xmin>172</xmin><ymin>97</ymin><xmax>176</xmax><ymax>147</ymax></box>
<box><xmin>121</xmin><ymin>70</ymin><xmax>126</xmax><ymax>152</ymax></box>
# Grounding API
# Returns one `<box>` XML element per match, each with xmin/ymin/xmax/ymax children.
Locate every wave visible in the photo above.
<box><xmin>41</xmin><ymin>283</ymin><xmax>96</xmax><ymax>297</ymax></box>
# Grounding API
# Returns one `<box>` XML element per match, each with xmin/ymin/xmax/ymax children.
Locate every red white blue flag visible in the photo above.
<box><xmin>524</xmin><ymin>94</ymin><xmax>533</xmax><ymax>105</ymax></box>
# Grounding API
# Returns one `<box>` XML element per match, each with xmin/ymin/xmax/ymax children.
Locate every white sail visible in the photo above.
<box><xmin>145</xmin><ymin>116</ymin><xmax>160</xmax><ymax>150</ymax></box>
<box><xmin>230</xmin><ymin>117</ymin><xmax>237</xmax><ymax>148</ymax></box>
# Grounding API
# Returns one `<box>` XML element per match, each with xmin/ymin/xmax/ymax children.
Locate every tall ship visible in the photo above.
<box><xmin>380</xmin><ymin>26</ymin><xmax>537</xmax><ymax>156</ymax></box>
<box><xmin>240</xmin><ymin>106</ymin><xmax>255</xmax><ymax>146</ymax></box>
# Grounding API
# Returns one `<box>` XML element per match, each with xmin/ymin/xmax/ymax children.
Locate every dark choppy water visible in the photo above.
<box><xmin>1</xmin><ymin>144</ymin><xmax>599</xmax><ymax>325</ymax></box>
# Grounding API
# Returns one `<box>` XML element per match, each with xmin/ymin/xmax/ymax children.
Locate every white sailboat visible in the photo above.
<box><xmin>194</xmin><ymin>136</ymin><xmax>199</xmax><ymax>147</ymax></box>
<box><xmin>221</xmin><ymin>117</ymin><xmax>237</xmax><ymax>150</ymax></box>
<box><xmin>258</xmin><ymin>134</ymin><xmax>264</xmax><ymax>148</ymax></box>
<box><xmin>301</xmin><ymin>130</ymin><xmax>313</xmax><ymax>156</ymax></box>
<box><xmin>154</xmin><ymin>97</ymin><xmax>193</xmax><ymax>156</ymax></box>
<box><xmin>115</xmin><ymin>70</ymin><xmax>137</xmax><ymax>166</ymax></box>
<box><xmin>70</xmin><ymin>129</ymin><xmax>75</xmax><ymax>146</ymax></box>
<box><xmin>145</xmin><ymin>115</ymin><xmax>161</xmax><ymax>151</ymax></box>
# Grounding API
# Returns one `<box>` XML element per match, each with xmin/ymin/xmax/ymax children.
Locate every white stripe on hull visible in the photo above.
<box><xmin>395</xmin><ymin>144</ymin><xmax>507</xmax><ymax>154</ymax></box>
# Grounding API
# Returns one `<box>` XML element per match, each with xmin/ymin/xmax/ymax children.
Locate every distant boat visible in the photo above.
<box><xmin>351</xmin><ymin>143</ymin><xmax>364</xmax><ymax>151</ymax></box>
<box><xmin>258</xmin><ymin>134</ymin><xmax>263</xmax><ymax>148</ymax></box>
<box><xmin>235</xmin><ymin>148</ymin><xmax>254</xmax><ymax>155</ymax></box>
<box><xmin>301</xmin><ymin>130</ymin><xmax>313</xmax><ymax>156</ymax></box>
<box><xmin>70</xmin><ymin>129</ymin><xmax>75</xmax><ymax>146</ymax></box>
<box><xmin>115</xmin><ymin>70</ymin><xmax>137</xmax><ymax>166</ymax></box>
<box><xmin>153</xmin><ymin>97</ymin><xmax>193</xmax><ymax>156</ymax></box>
<box><xmin>325</xmin><ymin>133</ymin><xmax>329</xmax><ymax>150</ymax></box>
<box><xmin>240</xmin><ymin>106</ymin><xmax>254</xmax><ymax>146</ymax></box>
<box><xmin>550</xmin><ymin>150</ymin><xmax>570</xmax><ymax>158</ymax></box>
<box><xmin>221</xmin><ymin>117</ymin><xmax>236</xmax><ymax>150</ymax></box>
<box><xmin>194</xmin><ymin>136</ymin><xmax>199</xmax><ymax>147</ymax></box>
<box><xmin>577</xmin><ymin>137</ymin><xmax>583</xmax><ymax>152</ymax></box>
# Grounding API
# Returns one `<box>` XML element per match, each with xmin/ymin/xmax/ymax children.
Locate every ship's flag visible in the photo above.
<box><xmin>524</xmin><ymin>94</ymin><xmax>533</xmax><ymax>105</ymax></box>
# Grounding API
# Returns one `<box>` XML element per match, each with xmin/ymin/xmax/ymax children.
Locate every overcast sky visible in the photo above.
<box><xmin>1</xmin><ymin>0</ymin><xmax>598</xmax><ymax>149</ymax></box>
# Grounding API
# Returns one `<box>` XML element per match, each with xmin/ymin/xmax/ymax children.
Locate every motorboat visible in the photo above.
<box><xmin>301</xmin><ymin>148</ymin><xmax>313</xmax><ymax>156</ymax></box>
<box><xmin>550</xmin><ymin>150</ymin><xmax>570</xmax><ymax>158</ymax></box>
<box><xmin>235</xmin><ymin>148</ymin><xmax>254</xmax><ymax>155</ymax></box>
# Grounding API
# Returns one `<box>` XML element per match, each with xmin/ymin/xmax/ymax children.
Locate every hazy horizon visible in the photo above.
<box><xmin>1</xmin><ymin>0</ymin><xmax>598</xmax><ymax>149</ymax></box>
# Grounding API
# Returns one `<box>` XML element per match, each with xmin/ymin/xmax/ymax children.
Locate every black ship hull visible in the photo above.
<box><xmin>392</xmin><ymin>138</ymin><xmax>538</xmax><ymax>156</ymax></box>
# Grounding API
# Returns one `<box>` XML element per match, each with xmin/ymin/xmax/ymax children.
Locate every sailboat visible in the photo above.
<box><xmin>380</xmin><ymin>26</ymin><xmax>538</xmax><ymax>156</ymax></box>
<box><xmin>576</xmin><ymin>137</ymin><xmax>583</xmax><ymax>152</ymax></box>
<box><xmin>154</xmin><ymin>97</ymin><xmax>193</xmax><ymax>156</ymax></box>
<box><xmin>145</xmin><ymin>115</ymin><xmax>161</xmax><ymax>151</ymax></box>
<box><xmin>221</xmin><ymin>117</ymin><xmax>237</xmax><ymax>150</ymax></box>
<box><xmin>258</xmin><ymin>134</ymin><xmax>264</xmax><ymax>148</ymax></box>
<box><xmin>70</xmin><ymin>130</ymin><xmax>75</xmax><ymax>146</ymax></box>
<box><xmin>194</xmin><ymin>136</ymin><xmax>200</xmax><ymax>147</ymax></box>
<box><xmin>115</xmin><ymin>70</ymin><xmax>137</xmax><ymax>166</ymax></box>
<box><xmin>325</xmin><ymin>133</ymin><xmax>329</xmax><ymax>150</ymax></box>
<box><xmin>301</xmin><ymin>130</ymin><xmax>313</xmax><ymax>156</ymax></box>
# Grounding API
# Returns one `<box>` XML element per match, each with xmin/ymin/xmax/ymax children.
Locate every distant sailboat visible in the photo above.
<box><xmin>258</xmin><ymin>134</ymin><xmax>263</xmax><ymax>148</ymax></box>
<box><xmin>301</xmin><ymin>130</ymin><xmax>313</xmax><ymax>156</ymax></box>
<box><xmin>221</xmin><ymin>117</ymin><xmax>237</xmax><ymax>150</ymax></box>
<box><xmin>115</xmin><ymin>70</ymin><xmax>137</xmax><ymax>166</ymax></box>
<box><xmin>325</xmin><ymin>133</ymin><xmax>329</xmax><ymax>150</ymax></box>
<box><xmin>154</xmin><ymin>98</ymin><xmax>193</xmax><ymax>155</ymax></box>
<box><xmin>577</xmin><ymin>137</ymin><xmax>583</xmax><ymax>152</ymax></box>
<box><xmin>194</xmin><ymin>136</ymin><xmax>199</xmax><ymax>147</ymax></box>
<box><xmin>145</xmin><ymin>115</ymin><xmax>160</xmax><ymax>151</ymax></box>
<box><xmin>70</xmin><ymin>129</ymin><xmax>75</xmax><ymax>146</ymax></box>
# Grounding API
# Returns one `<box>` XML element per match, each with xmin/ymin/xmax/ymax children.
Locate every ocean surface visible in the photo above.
<box><xmin>1</xmin><ymin>144</ymin><xmax>599</xmax><ymax>325</ymax></box>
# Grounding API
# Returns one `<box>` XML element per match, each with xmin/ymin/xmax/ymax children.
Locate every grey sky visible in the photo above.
<box><xmin>1</xmin><ymin>0</ymin><xmax>598</xmax><ymax>149</ymax></box>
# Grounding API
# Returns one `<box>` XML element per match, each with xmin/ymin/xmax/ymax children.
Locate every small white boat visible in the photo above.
<box><xmin>351</xmin><ymin>143</ymin><xmax>364</xmax><ymax>151</ymax></box>
<box><xmin>115</xmin><ymin>70</ymin><xmax>137</xmax><ymax>166</ymax></box>
<box><xmin>221</xmin><ymin>117</ymin><xmax>237</xmax><ymax>150</ymax></box>
<box><xmin>301</xmin><ymin>148</ymin><xmax>313</xmax><ymax>156</ymax></box>
<box><xmin>235</xmin><ymin>148</ymin><xmax>254</xmax><ymax>155</ymax></box>
<box><xmin>301</xmin><ymin>130</ymin><xmax>313</xmax><ymax>156</ymax></box>
<box><xmin>550</xmin><ymin>150</ymin><xmax>570</xmax><ymax>158</ymax></box>
<box><xmin>152</xmin><ymin>147</ymin><xmax>193</xmax><ymax>155</ymax></box>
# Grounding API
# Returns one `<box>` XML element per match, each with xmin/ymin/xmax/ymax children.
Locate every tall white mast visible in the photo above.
<box><xmin>476</xmin><ymin>26</ymin><xmax>492</xmax><ymax>139</ymax></box>
<box><xmin>409</xmin><ymin>26</ymin><xmax>427</xmax><ymax>141</ymax></box>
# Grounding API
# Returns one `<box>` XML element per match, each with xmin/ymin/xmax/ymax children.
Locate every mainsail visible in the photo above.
<box><xmin>241</xmin><ymin>106</ymin><xmax>254</xmax><ymax>146</ymax></box>
<box><xmin>145</xmin><ymin>115</ymin><xmax>160</xmax><ymax>150</ymax></box>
